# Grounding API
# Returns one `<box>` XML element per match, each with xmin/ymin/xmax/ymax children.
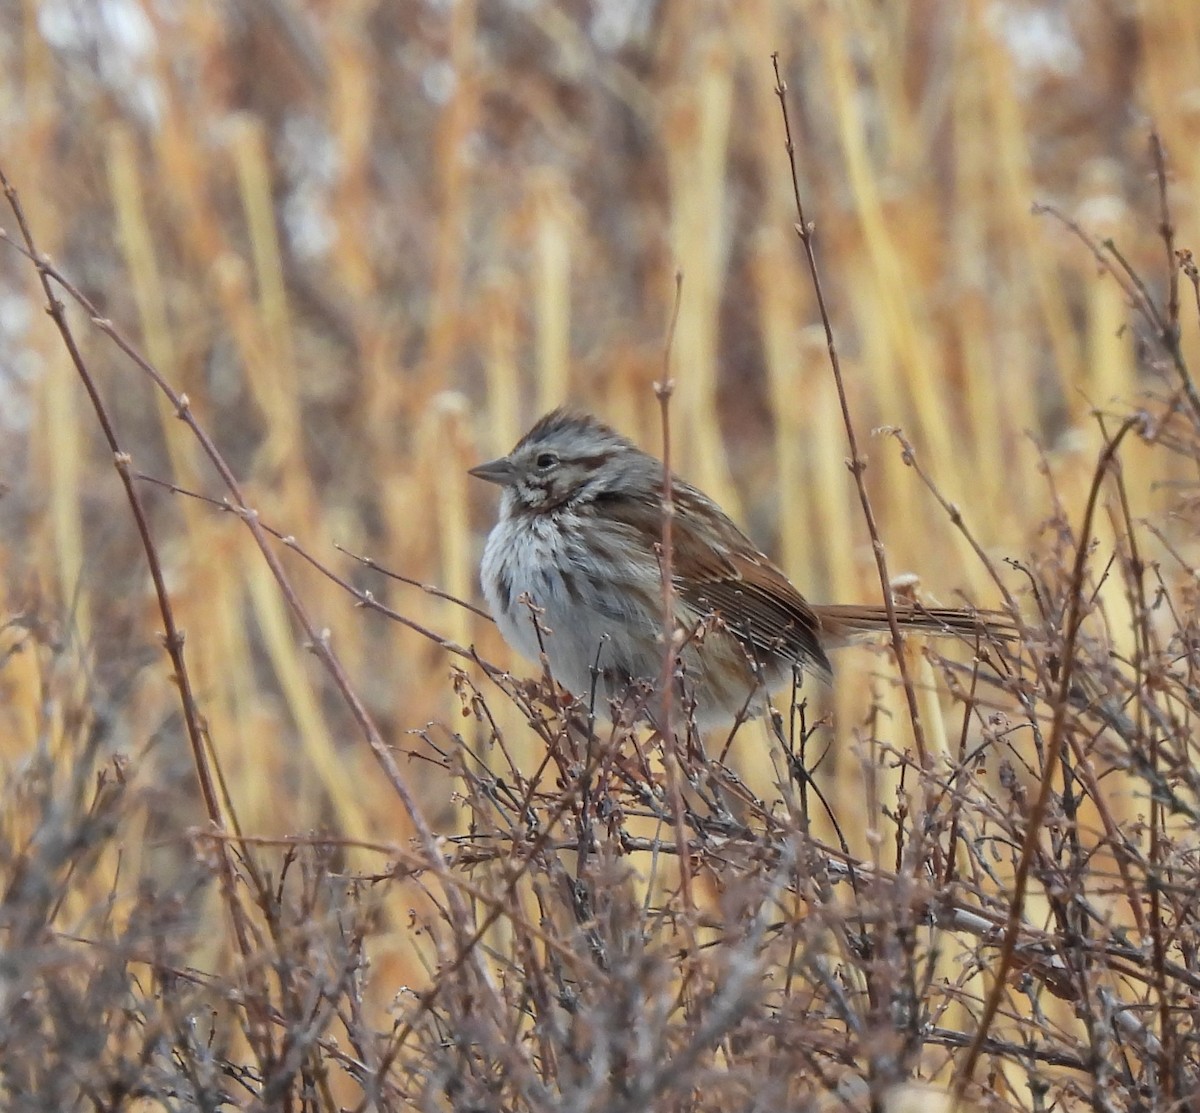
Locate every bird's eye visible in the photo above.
<box><xmin>535</xmin><ymin>452</ymin><xmax>558</xmax><ymax>470</ymax></box>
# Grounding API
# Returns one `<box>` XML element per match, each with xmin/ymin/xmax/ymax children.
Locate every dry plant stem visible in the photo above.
<box><xmin>1102</xmin><ymin>419</ymin><xmax>1172</xmax><ymax>1090</ymax></box>
<box><xmin>1035</xmin><ymin>190</ymin><xmax>1200</xmax><ymax>425</ymax></box>
<box><xmin>133</xmin><ymin>472</ymin><xmax>484</xmax><ymax>663</ymax></box>
<box><xmin>1059</xmin><ymin>726</ymin><xmax>1148</xmax><ymax>938</ymax></box>
<box><xmin>355</xmin><ymin>803</ymin><xmax>1200</xmax><ymax>1001</ymax></box>
<box><xmin>955</xmin><ymin>413</ymin><xmax>1143</xmax><ymax>1095</ymax></box>
<box><xmin>0</xmin><ymin>178</ymin><xmax>221</xmax><ymax>849</ymax></box>
<box><xmin>0</xmin><ymin>176</ymin><xmax>516</xmax><ymax>1070</ymax></box>
<box><xmin>1181</xmin><ymin>255</ymin><xmax>1200</xmax><ymax>327</ymax></box>
<box><xmin>2</xmin><ymin>230</ymin><xmax>454</xmax><ymax>868</ymax></box>
<box><xmin>940</xmin><ymin>662</ymin><xmax>981</xmax><ymax>888</ymax></box>
<box><xmin>1155</xmin><ymin>128</ymin><xmax>1181</xmax><ymax>335</ymax></box>
<box><xmin>770</xmin><ymin>55</ymin><xmax>929</xmax><ymax>771</ymax></box>
<box><xmin>656</xmin><ymin>271</ymin><xmax>684</xmax><ymax>742</ymax></box>
<box><xmin>361</xmin><ymin>720</ymin><xmax>642</xmax><ymax>1106</ymax></box>
<box><xmin>884</xmin><ymin>424</ymin><xmax>1162</xmax><ymax>943</ymax></box>
<box><xmin>0</xmin><ymin>171</ymin><xmax>287</xmax><ymax>1073</ymax></box>
<box><xmin>46</xmin><ymin>767</ymin><xmax>120</xmax><ymax>925</ymax></box>
<box><xmin>334</xmin><ymin>542</ymin><xmax>493</xmax><ymax>620</ymax></box>
<box><xmin>144</xmin><ymin>490</ymin><xmax>602</xmax><ymax>1075</ymax></box>
<box><xmin>654</xmin><ymin>270</ymin><xmax>696</xmax><ymax>929</ymax></box>
<box><xmin>885</xmin><ymin>427</ymin><xmax>1160</xmax><ymax>937</ymax></box>
<box><xmin>609</xmin><ymin>863</ymin><xmax>790</xmax><ymax>1113</ymax></box>
<box><xmin>59</xmin><ymin>930</ymin><xmax>390</xmax><ymax>1096</ymax></box>
<box><xmin>888</xmin><ymin>430</ymin><xmax>1022</xmax><ymax>618</ymax></box>
<box><xmin>1035</xmin><ymin>203</ymin><xmax>1149</xmax><ymax>319</ymax></box>
<box><xmin>0</xmin><ymin>172</ymin><xmax>257</xmax><ymax>924</ymax></box>
<box><xmin>194</xmin><ymin>831</ymin><xmax>596</xmax><ymax>973</ymax></box>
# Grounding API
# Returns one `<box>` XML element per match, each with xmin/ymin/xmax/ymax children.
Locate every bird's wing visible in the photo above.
<box><xmin>668</xmin><ymin>510</ymin><xmax>832</xmax><ymax>679</ymax></box>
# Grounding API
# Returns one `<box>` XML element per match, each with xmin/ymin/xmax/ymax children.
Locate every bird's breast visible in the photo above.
<box><xmin>480</xmin><ymin>511</ymin><xmax>661</xmax><ymax>688</ymax></box>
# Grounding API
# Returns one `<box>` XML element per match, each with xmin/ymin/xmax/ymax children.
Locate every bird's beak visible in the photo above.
<box><xmin>468</xmin><ymin>457</ymin><xmax>518</xmax><ymax>486</ymax></box>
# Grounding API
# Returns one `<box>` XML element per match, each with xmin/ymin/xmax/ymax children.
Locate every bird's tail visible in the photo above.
<box><xmin>812</xmin><ymin>604</ymin><xmax>1013</xmax><ymax>646</ymax></box>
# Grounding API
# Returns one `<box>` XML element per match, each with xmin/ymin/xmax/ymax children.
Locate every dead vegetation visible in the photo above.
<box><xmin>3</xmin><ymin>2</ymin><xmax>1200</xmax><ymax>1110</ymax></box>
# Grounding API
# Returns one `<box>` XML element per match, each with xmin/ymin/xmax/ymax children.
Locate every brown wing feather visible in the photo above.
<box><xmin>665</xmin><ymin>489</ymin><xmax>832</xmax><ymax>678</ymax></box>
<box><xmin>593</xmin><ymin>480</ymin><xmax>832</xmax><ymax>677</ymax></box>
<box><xmin>589</xmin><ymin>476</ymin><xmax>1006</xmax><ymax>685</ymax></box>
<box><xmin>677</xmin><ymin>549</ymin><xmax>833</xmax><ymax>679</ymax></box>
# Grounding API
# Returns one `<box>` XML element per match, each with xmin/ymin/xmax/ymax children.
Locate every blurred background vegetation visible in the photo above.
<box><xmin>1</xmin><ymin>0</ymin><xmax>1198</xmax><ymax>1105</ymax></box>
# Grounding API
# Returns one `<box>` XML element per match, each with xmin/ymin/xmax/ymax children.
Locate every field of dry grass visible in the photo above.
<box><xmin>2</xmin><ymin>1</ymin><xmax>1200</xmax><ymax>1108</ymax></box>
